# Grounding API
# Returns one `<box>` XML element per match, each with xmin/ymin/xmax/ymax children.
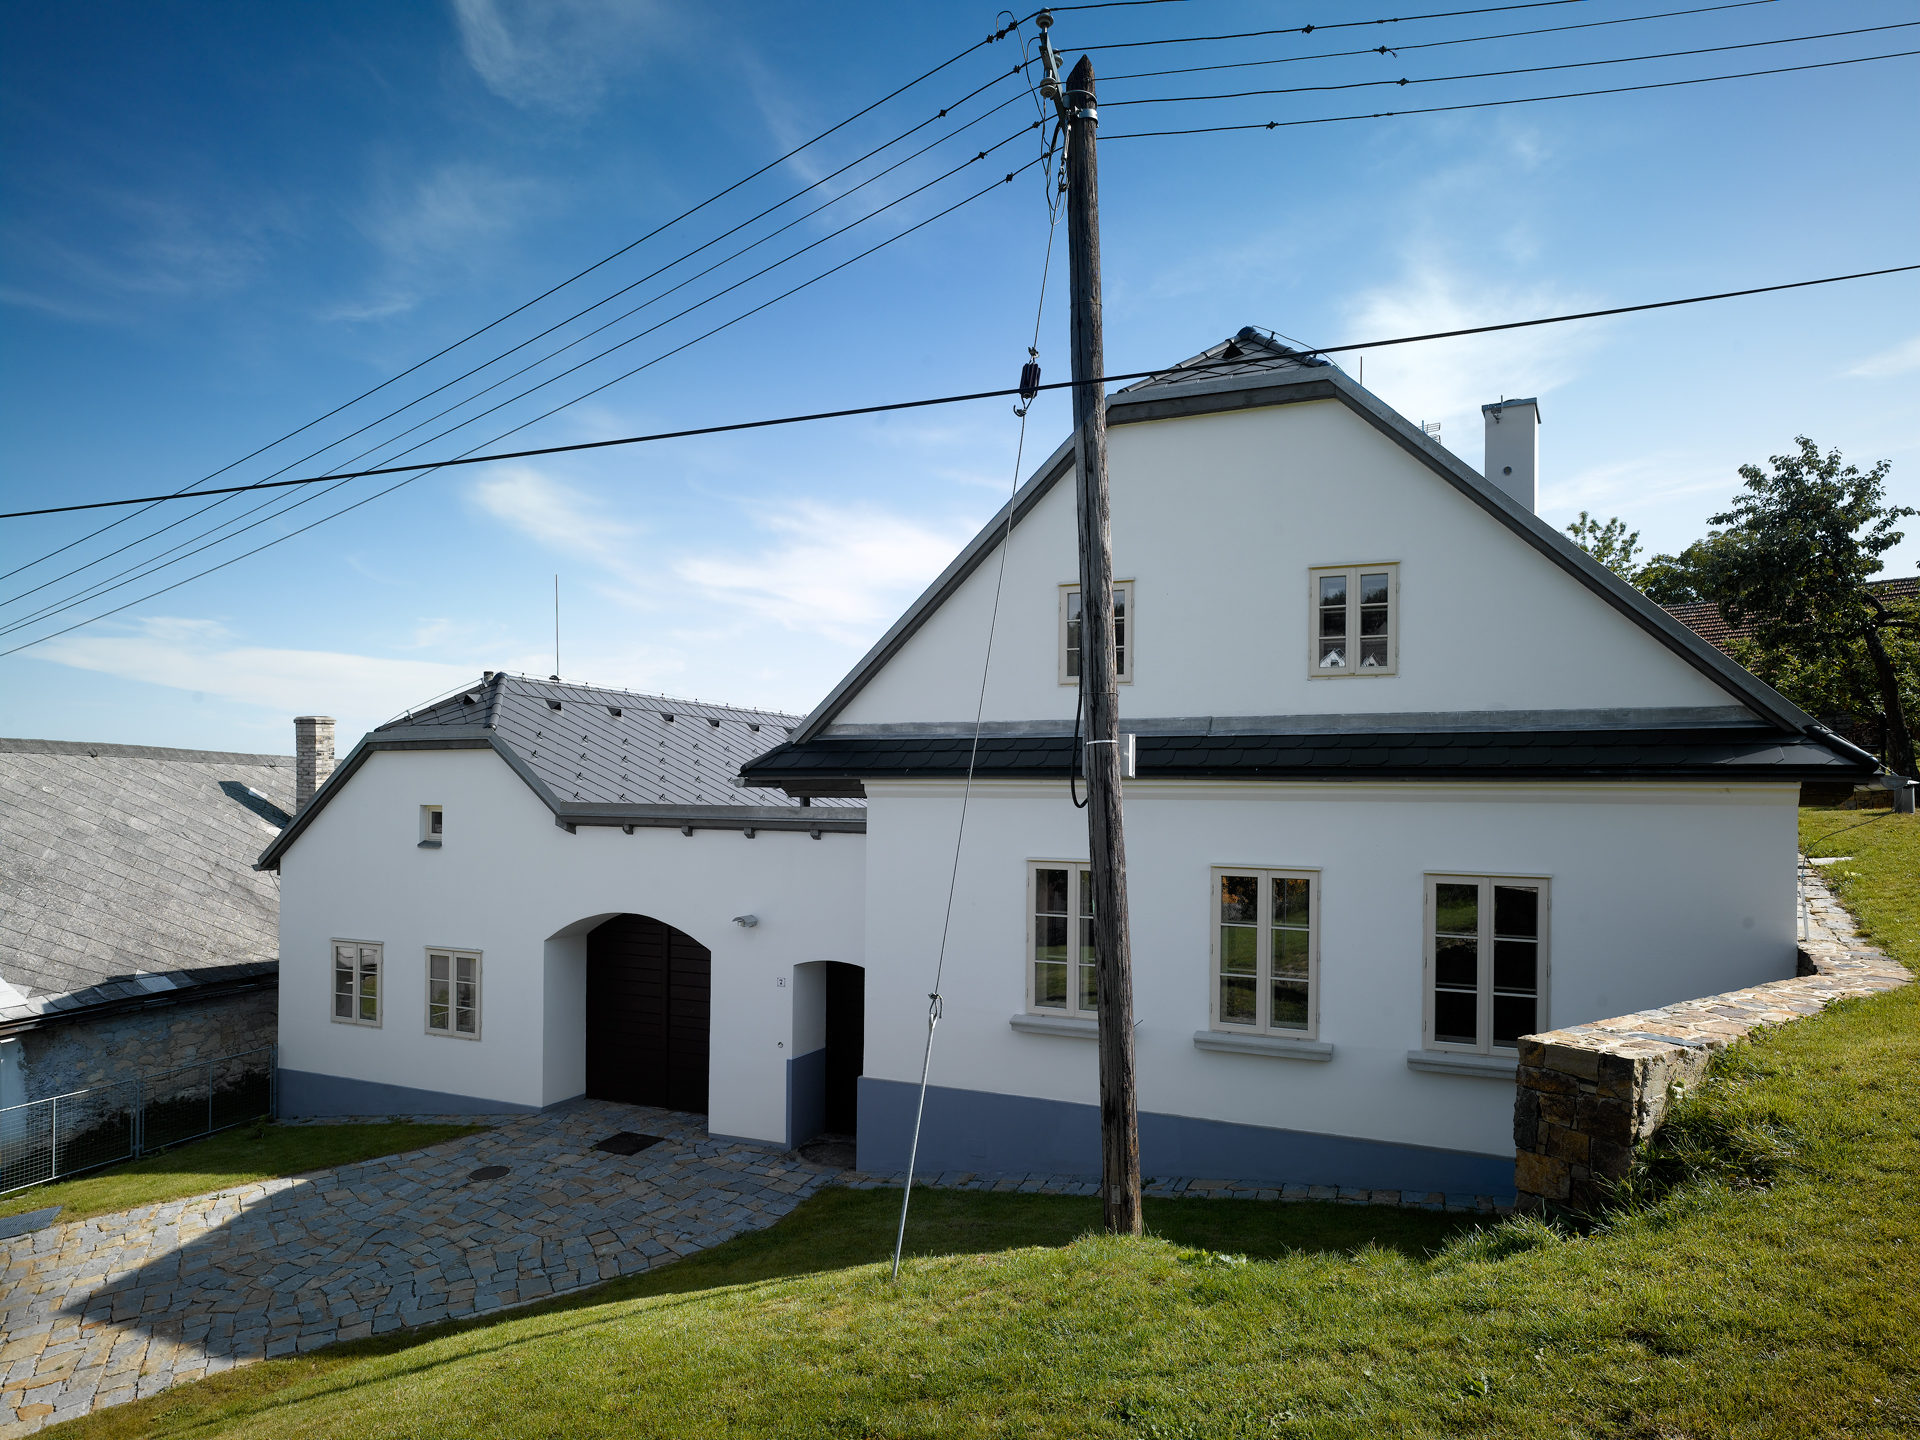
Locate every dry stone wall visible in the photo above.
<box><xmin>16</xmin><ymin>988</ymin><xmax>277</xmax><ymax>1106</ymax></box>
<box><xmin>1514</xmin><ymin>871</ymin><xmax>1908</xmax><ymax>1213</ymax></box>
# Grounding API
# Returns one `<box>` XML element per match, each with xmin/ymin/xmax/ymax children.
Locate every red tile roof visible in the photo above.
<box><xmin>1663</xmin><ymin>576</ymin><xmax>1918</xmax><ymax>658</ymax></box>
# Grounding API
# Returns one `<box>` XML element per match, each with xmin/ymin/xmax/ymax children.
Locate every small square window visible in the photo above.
<box><xmin>420</xmin><ymin>805</ymin><xmax>443</xmax><ymax>847</ymax></box>
<box><xmin>1308</xmin><ymin>564</ymin><xmax>1398</xmax><ymax>676</ymax></box>
<box><xmin>332</xmin><ymin>941</ymin><xmax>382</xmax><ymax>1026</ymax></box>
<box><xmin>1424</xmin><ymin>875</ymin><xmax>1549</xmax><ymax>1055</ymax></box>
<box><xmin>1059</xmin><ymin>581</ymin><xmax>1134</xmax><ymax>685</ymax></box>
<box><xmin>426</xmin><ymin>949</ymin><xmax>482</xmax><ymax>1039</ymax></box>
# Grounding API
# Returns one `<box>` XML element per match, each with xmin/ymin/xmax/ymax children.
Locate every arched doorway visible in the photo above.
<box><xmin>585</xmin><ymin>914</ymin><xmax>710</xmax><ymax>1114</ymax></box>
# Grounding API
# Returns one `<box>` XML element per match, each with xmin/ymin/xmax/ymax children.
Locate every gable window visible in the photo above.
<box><xmin>1212</xmin><ymin>868</ymin><xmax>1320</xmax><ymax>1037</ymax></box>
<box><xmin>1029</xmin><ymin>862</ymin><xmax>1096</xmax><ymax>1017</ymax></box>
<box><xmin>1424</xmin><ymin>876</ymin><xmax>1548</xmax><ymax>1054</ymax></box>
<box><xmin>1059</xmin><ymin>582</ymin><xmax>1133</xmax><ymax>685</ymax></box>
<box><xmin>1309</xmin><ymin>564</ymin><xmax>1397</xmax><ymax>675</ymax></box>
<box><xmin>420</xmin><ymin>805</ymin><xmax>443</xmax><ymax>847</ymax></box>
<box><xmin>426</xmin><ymin>949</ymin><xmax>481</xmax><ymax>1038</ymax></box>
<box><xmin>332</xmin><ymin>941</ymin><xmax>381</xmax><ymax>1026</ymax></box>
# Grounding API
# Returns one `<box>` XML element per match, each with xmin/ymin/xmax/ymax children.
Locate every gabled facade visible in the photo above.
<box><xmin>742</xmin><ymin>331</ymin><xmax>1875</xmax><ymax>1193</ymax></box>
<box><xmin>260</xmin><ymin>674</ymin><xmax>866</xmax><ymax>1143</ymax></box>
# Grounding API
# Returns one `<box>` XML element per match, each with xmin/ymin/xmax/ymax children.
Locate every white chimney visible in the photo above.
<box><xmin>295</xmin><ymin>715</ymin><xmax>336</xmax><ymax>811</ymax></box>
<box><xmin>1482</xmin><ymin>398</ymin><xmax>1540</xmax><ymax>512</ymax></box>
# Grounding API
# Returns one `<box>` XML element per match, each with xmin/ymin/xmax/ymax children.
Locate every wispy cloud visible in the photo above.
<box><xmin>451</xmin><ymin>0</ymin><xmax>669</xmax><ymax>117</ymax></box>
<box><xmin>675</xmin><ymin>501</ymin><xmax>968</xmax><ymax>644</ymax></box>
<box><xmin>1342</xmin><ymin>258</ymin><xmax>1603</xmax><ymax>465</ymax></box>
<box><xmin>31</xmin><ymin>617</ymin><xmax>475</xmax><ymax>730</ymax></box>
<box><xmin>467</xmin><ymin>466</ymin><xmax>642</xmax><ymax>577</ymax></box>
<box><xmin>1847</xmin><ymin>335</ymin><xmax>1920</xmax><ymax>380</ymax></box>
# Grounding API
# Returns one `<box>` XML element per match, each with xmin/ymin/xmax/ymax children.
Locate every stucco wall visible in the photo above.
<box><xmin>13</xmin><ymin>987</ymin><xmax>276</xmax><ymax>1104</ymax></box>
<box><xmin>276</xmin><ymin>746</ymin><xmax>865</xmax><ymax>1141</ymax></box>
<box><xmin>835</xmin><ymin>399</ymin><xmax>1736</xmax><ymax>729</ymax></box>
<box><xmin>861</xmin><ymin>776</ymin><xmax>1799</xmax><ymax>1168</ymax></box>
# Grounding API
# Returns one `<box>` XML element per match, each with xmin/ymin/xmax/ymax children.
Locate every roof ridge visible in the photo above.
<box><xmin>0</xmin><ymin>738</ymin><xmax>291</xmax><ymax>765</ymax></box>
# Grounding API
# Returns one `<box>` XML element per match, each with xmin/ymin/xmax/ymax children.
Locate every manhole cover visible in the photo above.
<box><xmin>797</xmin><ymin>1135</ymin><xmax>856</xmax><ymax>1170</ymax></box>
<box><xmin>594</xmin><ymin>1131</ymin><xmax>666</xmax><ymax>1156</ymax></box>
<box><xmin>468</xmin><ymin>1164</ymin><xmax>510</xmax><ymax>1181</ymax></box>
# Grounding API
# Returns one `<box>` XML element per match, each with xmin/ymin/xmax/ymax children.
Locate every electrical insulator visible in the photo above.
<box><xmin>1018</xmin><ymin>361</ymin><xmax>1041</xmax><ymax>401</ymax></box>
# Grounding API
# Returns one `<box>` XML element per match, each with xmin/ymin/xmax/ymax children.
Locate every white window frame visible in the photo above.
<box><xmin>1026</xmin><ymin>860</ymin><xmax>1097</xmax><ymax>1019</ymax></box>
<box><xmin>1422</xmin><ymin>874</ymin><xmax>1550</xmax><ymax>1056</ymax></box>
<box><xmin>1308</xmin><ymin>563</ymin><xmax>1399</xmax><ymax>677</ymax></box>
<box><xmin>1058</xmin><ymin>580</ymin><xmax>1134</xmax><ymax>685</ymax></box>
<box><xmin>420</xmin><ymin>805</ymin><xmax>443</xmax><ymax>847</ymax></box>
<box><xmin>425</xmin><ymin>947</ymin><xmax>482</xmax><ymax>1040</ymax></box>
<box><xmin>331</xmin><ymin>940</ymin><xmax>382</xmax><ymax>1027</ymax></box>
<box><xmin>1209</xmin><ymin>867</ymin><xmax>1321</xmax><ymax>1039</ymax></box>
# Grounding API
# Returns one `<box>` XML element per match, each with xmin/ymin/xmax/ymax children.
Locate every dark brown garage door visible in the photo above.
<box><xmin>585</xmin><ymin>914</ymin><xmax>710</xmax><ymax>1114</ymax></box>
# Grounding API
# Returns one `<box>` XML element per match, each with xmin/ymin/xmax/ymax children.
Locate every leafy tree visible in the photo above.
<box><xmin>1705</xmin><ymin>437</ymin><xmax>1916</xmax><ymax>777</ymax></box>
<box><xmin>1565</xmin><ymin>511</ymin><xmax>1644</xmax><ymax>582</ymax></box>
<box><xmin>1637</xmin><ymin>535</ymin><xmax>1740</xmax><ymax>605</ymax></box>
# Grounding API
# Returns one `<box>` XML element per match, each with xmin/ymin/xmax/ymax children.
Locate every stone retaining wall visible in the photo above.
<box><xmin>1513</xmin><ymin>872</ymin><xmax>1909</xmax><ymax>1214</ymax></box>
<box><xmin>15</xmin><ymin>988</ymin><xmax>277</xmax><ymax>1105</ymax></box>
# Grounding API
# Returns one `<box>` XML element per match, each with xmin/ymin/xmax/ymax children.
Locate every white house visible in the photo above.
<box><xmin>262</xmin><ymin>330</ymin><xmax>1877</xmax><ymax>1195</ymax></box>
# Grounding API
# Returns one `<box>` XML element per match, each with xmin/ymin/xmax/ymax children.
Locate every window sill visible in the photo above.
<box><xmin>1192</xmin><ymin>1030</ymin><xmax>1333</xmax><ymax>1062</ymax></box>
<box><xmin>417</xmin><ymin>839</ymin><xmax>442</xmax><ymax>849</ymax></box>
<box><xmin>1405</xmin><ymin>1049</ymin><xmax>1518</xmax><ymax>1079</ymax></box>
<box><xmin>1009</xmin><ymin>1013</ymin><xmax>1098</xmax><ymax>1041</ymax></box>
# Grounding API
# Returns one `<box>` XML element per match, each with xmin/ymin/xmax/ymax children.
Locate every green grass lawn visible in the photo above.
<box><xmin>1</xmin><ymin>1121</ymin><xmax>482</xmax><ymax>1226</ymax></box>
<box><xmin>43</xmin><ymin>811</ymin><xmax>1920</xmax><ymax>1438</ymax></box>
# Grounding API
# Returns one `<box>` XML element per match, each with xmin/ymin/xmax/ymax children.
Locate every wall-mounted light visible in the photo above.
<box><xmin>732</xmin><ymin>914</ymin><xmax>759</xmax><ymax>928</ymax></box>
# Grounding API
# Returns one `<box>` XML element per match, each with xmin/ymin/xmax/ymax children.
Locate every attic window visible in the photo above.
<box><xmin>547</xmin><ymin>699</ymin><xmax>563</xmax><ymax>711</ymax></box>
<box><xmin>1309</xmin><ymin>563</ymin><xmax>1398</xmax><ymax>677</ymax></box>
<box><xmin>607</xmin><ymin>706</ymin><xmax>623</xmax><ymax>718</ymax></box>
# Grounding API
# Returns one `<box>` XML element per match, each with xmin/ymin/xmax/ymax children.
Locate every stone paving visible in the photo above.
<box><xmin>0</xmin><ymin>1100</ymin><xmax>831</xmax><ymax>1436</ymax></box>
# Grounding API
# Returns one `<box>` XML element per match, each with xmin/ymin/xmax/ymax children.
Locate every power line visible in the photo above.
<box><xmin>0</xmin><ymin>21</ymin><xmax>1028</xmax><ymax>587</ymax></box>
<box><xmin>1077</xmin><ymin>0</ymin><xmax>1588</xmax><ymax>52</ymax></box>
<box><xmin>1100</xmin><ymin>21</ymin><xmax>1919</xmax><ymax>106</ymax></box>
<box><xmin>0</xmin><ymin>131</ymin><xmax>1045</xmax><ymax>633</ymax></box>
<box><xmin>9</xmin><ymin>262</ymin><xmax>1914</xmax><ymax>524</ymax></box>
<box><xmin>1104</xmin><ymin>47</ymin><xmax>1920</xmax><ymax>137</ymax></box>
<box><xmin>0</xmin><ymin>162</ymin><xmax>1049</xmax><ymax>652</ymax></box>
<box><xmin>1102</xmin><ymin>1</ymin><xmax>1780</xmax><ymax>84</ymax></box>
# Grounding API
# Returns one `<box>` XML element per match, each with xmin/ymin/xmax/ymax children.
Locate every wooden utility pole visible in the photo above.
<box><xmin>1044</xmin><ymin>19</ymin><xmax>1143</xmax><ymax>1237</ymax></box>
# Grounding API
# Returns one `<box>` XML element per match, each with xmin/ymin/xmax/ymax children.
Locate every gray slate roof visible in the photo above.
<box><xmin>0</xmin><ymin>738</ymin><xmax>290</xmax><ymax>1002</ymax></box>
<box><xmin>259</xmin><ymin>673</ymin><xmax>862</xmax><ymax>870</ymax></box>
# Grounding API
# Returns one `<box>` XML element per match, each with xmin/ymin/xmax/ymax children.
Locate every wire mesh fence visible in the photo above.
<box><xmin>0</xmin><ymin>1044</ymin><xmax>276</xmax><ymax>1196</ymax></box>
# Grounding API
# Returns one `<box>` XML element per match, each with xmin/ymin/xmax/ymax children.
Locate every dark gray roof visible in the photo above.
<box><xmin>743</xmin><ymin>726</ymin><xmax>1878</xmax><ymax>787</ymax></box>
<box><xmin>258</xmin><ymin>673</ymin><xmax>863</xmax><ymax>870</ymax></box>
<box><xmin>785</xmin><ymin>325</ymin><xmax>1838</xmax><ymax>748</ymax></box>
<box><xmin>0</xmin><ymin>958</ymin><xmax>277</xmax><ymax>1038</ymax></box>
<box><xmin>0</xmin><ymin>738</ymin><xmax>290</xmax><ymax>1001</ymax></box>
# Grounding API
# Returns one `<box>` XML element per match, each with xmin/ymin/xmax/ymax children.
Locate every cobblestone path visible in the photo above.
<box><xmin>0</xmin><ymin>1101</ymin><xmax>830</xmax><ymax>1435</ymax></box>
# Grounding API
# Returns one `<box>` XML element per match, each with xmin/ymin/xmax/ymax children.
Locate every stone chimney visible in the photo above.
<box><xmin>1482</xmin><ymin>397</ymin><xmax>1540</xmax><ymax>512</ymax></box>
<box><xmin>294</xmin><ymin>716</ymin><xmax>336</xmax><ymax>812</ymax></box>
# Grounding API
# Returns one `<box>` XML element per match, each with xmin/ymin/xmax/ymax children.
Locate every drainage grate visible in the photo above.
<box><xmin>593</xmin><ymin>1131</ymin><xmax>666</xmax><ymax>1156</ymax></box>
<box><xmin>468</xmin><ymin>1164</ymin><xmax>510</xmax><ymax>1181</ymax></box>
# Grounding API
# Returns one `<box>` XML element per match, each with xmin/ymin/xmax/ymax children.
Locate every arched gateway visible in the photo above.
<box><xmin>584</xmin><ymin>914</ymin><xmax>711</xmax><ymax>1114</ymax></box>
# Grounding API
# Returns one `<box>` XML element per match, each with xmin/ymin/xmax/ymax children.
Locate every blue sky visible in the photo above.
<box><xmin>3</xmin><ymin>0</ymin><xmax>1916</xmax><ymax>754</ymax></box>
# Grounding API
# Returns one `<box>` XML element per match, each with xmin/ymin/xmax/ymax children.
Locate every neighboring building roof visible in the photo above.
<box><xmin>783</xmin><ymin>326</ymin><xmax>1830</xmax><ymax>746</ymax></box>
<box><xmin>0</xmin><ymin>959</ymin><xmax>276</xmax><ymax>1039</ymax></box>
<box><xmin>258</xmin><ymin>673</ymin><xmax>863</xmax><ymax>870</ymax></box>
<box><xmin>0</xmin><ymin>738</ymin><xmax>291</xmax><ymax>1002</ymax></box>
<box><xmin>1664</xmin><ymin>576</ymin><xmax>1919</xmax><ymax>658</ymax></box>
<box><xmin>744</xmin><ymin>725</ymin><xmax>1877</xmax><ymax>788</ymax></box>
